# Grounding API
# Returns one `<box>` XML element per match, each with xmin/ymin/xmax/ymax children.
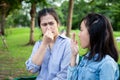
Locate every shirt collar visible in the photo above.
<box><xmin>85</xmin><ymin>52</ymin><xmax>99</xmax><ymax>61</ymax></box>
<box><xmin>58</xmin><ymin>34</ymin><xmax>68</xmax><ymax>39</ymax></box>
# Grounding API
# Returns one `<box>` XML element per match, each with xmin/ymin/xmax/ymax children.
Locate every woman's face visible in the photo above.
<box><xmin>79</xmin><ymin>20</ymin><xmax>90</xmax><ymax>49</ymax></box>
<box><xmin>40</xmin><ymin>14</ymin><xmax>59</xmax><ymax>38</ymax></box>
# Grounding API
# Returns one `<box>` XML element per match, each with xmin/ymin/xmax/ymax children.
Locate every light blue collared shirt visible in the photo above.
<box><xmin>67</xmin><ymin>53</ymin><xmax>119</xmax><ymax>80</ymax></box>
<box><xmin>25</xmin><ymin>35</ymin><xmax>71</xmax><ymax>80</ymax></box>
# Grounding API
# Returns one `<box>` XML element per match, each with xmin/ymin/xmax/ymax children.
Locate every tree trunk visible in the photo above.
<box><xmin>66</xmin><ymin>0</ymin><xmax>74</xmax><ymax>37</ymax></box>
<box><xmin>0</xmin><ymin>11</ymin><xmax>5</xmax><ymax>35</ymax></box>
<box><xmin>28</xmin><ymin>3</ymin><xmax>36</xmax><ymax>45</ymax></box>
<box><xmin>0</xmin><ymin>2</ymin><xmax>7</xmax><ymax>35</ymax></box>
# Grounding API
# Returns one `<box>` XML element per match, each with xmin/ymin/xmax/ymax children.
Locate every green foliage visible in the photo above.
<box><xmin>57</xmin><ymin>0</ymin><xmax>120</xmax><ymax>31</ymax></box>
<box><xmin>3</xmin><ymin>0</ymin><xmax>120</xmax><ymax>31</ymax></box>
<box><xmin>5</xmin><ymin>0</ymin><xmax>49</xmax><ymax>28</ymax></box>
<box><xmin>6</xmin><ymin>10</ymin><xmax>30</xmax><ymax>27</ymax></box>
<box><xmin>57</xmin><ymin>1</ymin><xmax>69</xmax><ymax>26</ymax></box>
<box><xmin>0</xmin><ymin>0</ymin><xmax>22</xmax><ymax>16</ymax></box>
<box><xmin>108</xmin><ymin>1</ymin><xmax>120</xmax><ymax>31</ymax></box>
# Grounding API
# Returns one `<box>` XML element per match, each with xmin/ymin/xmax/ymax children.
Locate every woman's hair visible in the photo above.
<box><xmin>38</xmin><ymin>8</ymin><xmax>60</xmax><ymax>27</ymax></box>
<box><xmin>82</xmin><ymin>13</ymin><xmax>119</xmax><ymax>62</ymax></box>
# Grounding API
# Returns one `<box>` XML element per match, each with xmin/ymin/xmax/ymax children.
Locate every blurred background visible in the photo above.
<box><xmin>0</xmin><ymin>0</ymin><xmax>120</xmax><ymax>79</ymax></box>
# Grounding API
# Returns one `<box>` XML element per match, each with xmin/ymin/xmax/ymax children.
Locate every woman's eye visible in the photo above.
<box><xmin>41</xmin><ymin>22</ymin><xmax>54</xmax><ymax>27</ymax></box>
<box><xmin>49</xmin><ymin>22</ymin><xmax>54</xmax><ymax>25</ymax></box>
<box><xmin>41</xmin><ymin>23</ymin><xmax>47</xmax><ymax>26</ymax></box>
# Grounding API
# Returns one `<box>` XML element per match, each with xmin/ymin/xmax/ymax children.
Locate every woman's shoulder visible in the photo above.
<box><xmin>35</xmin><ymin>40</ymin><xmax>42</xmax><ymax>44</ymax></box>
<box><xmin>33</xmin><ymin>40</ymin><xmax>42</xmax><ymax>47</ymax></box>
<box><xmin>59</xmin><ymin>34</ymin><xmax>70</xmax><ymax>39</ymax></box>
<box><xmin>58</xmin><ymin>34</ymin><xmax>71</xmax><ymax>42</ymax></box>
<box><xmin>100</xmin><ymin>55</ymin><xmax>118</xmax><ymax>69</ymax></box>
<box><xmin>102</xmin><ymin>55</ymin><xmax>116</xmax><ymax>63</ymax></box>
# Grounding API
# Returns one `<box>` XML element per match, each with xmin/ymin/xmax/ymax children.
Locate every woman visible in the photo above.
<box><xmin>26</xmin><ymin>8</ymin><xmax>71</xmax><ymax>80</ymax></box>
<box><xmin>67</xmin><ymin>13</ymin><xmax>119</xmax><ymax>80</ymax></box>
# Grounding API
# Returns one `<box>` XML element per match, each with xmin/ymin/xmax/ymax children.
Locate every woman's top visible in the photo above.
<box><xmin>67</xmin><ymin>53</ymin><xmax>119</xmax><ymax>80</ymax></box>
<box><xmin>26</xmin><ymin>35</ymin><xmax>71</xmax><ymax>80</ymax></box>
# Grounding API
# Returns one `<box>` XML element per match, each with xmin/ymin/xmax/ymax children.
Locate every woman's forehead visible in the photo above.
<box><xmin>80</xmin><ymin>21</ymin><xmax>85</xmax><ymax>27</ymax></box>
<box><xmin>40</xmin><ymin>14</ymin><xmax>55</xmax><ymax>23</ymax></box>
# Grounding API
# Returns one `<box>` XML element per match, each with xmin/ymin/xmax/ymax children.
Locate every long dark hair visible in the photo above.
<box><xmin>82</xmin><ymin>13</ymin><xmax>119</xmax><ymax>62</ymax></box>
<box><xmin>38</xmin><ymin>8</ymin><xmax>60</xmax><ymax>27</ymax></box>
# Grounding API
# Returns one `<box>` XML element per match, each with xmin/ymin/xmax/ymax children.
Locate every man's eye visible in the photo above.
<box><xmin>48</xmin><ymin>22</ymin><xmax>54</xmax><ymax>25</ymax></box>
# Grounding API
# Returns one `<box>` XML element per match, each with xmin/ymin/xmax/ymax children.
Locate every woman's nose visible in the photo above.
<box><xmin>46</xmin><ymin>25</ymin><xmax>50</xmax><ymax>29</ymax></box>
<box><xmin>47</xmin><ymin>25</ymin><xmax>53</xmax><ymax>31</ymax></box>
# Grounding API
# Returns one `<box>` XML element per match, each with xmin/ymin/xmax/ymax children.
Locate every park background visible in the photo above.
<box><xmin>0</xmin><ymin>0</ymin><xmax>120</xmax><ymax>80</ymax></box>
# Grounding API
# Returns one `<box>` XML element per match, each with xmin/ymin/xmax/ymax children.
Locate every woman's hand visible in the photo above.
<box><xmin>71</xmin><ymin>33</ymin><xmax>79</xmax><ymax>56</ymax></box>
<box><xmin>70</xmin><ymin>33</ymin><xmax>79</xmax><ymax>66</ymax></box>
<box><xmin>42</xmin><ymin>29</ymin><xmax>54</xmax><ymax>45</ymax></box>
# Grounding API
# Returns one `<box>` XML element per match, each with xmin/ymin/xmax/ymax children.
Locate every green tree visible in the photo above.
<box><xmin>71</xmin><ymin>0</ymin><xmax>120</xmax><ymax>31</ymax></box>
<box><xmin>0</xmin><ymin>0</ymin><xmax>22</xmax><ymax>35</ymax></box>
<box><xmin>6</xmin><ymin>9</ymin><xmax>30</xmax><ymax>27</ymax></box>
<box><xmin>108</xmin><ymin>1</ymin><xmax>120</xmax><ymax>31</ymax></box>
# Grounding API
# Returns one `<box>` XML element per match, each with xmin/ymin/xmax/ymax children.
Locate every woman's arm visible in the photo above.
<box><xmin>32</xmin><ymin>41</ymin><xmax>48</xmax><ymax>66</ymax></box>
<box><xmin>25</xmin><ymin>41</ymin><xmax>42</xmax><ymax>73</ymax></box>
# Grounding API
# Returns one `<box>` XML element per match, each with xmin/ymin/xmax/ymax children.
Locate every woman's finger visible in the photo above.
<box><xmin>72</xmin><ymin>33</ymin><xmax>76</xmax><ymax>42</ymax></box>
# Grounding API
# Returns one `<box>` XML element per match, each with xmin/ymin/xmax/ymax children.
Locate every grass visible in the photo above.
<box><xmin>0</xmin><ymin>27</ymin><xmax>120</xmax><ymax>79</ymax></box>
<box><xmin>0</xmin><ymin>27</ymin><xmax>41</xmax><ymax>79</ymax></box>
